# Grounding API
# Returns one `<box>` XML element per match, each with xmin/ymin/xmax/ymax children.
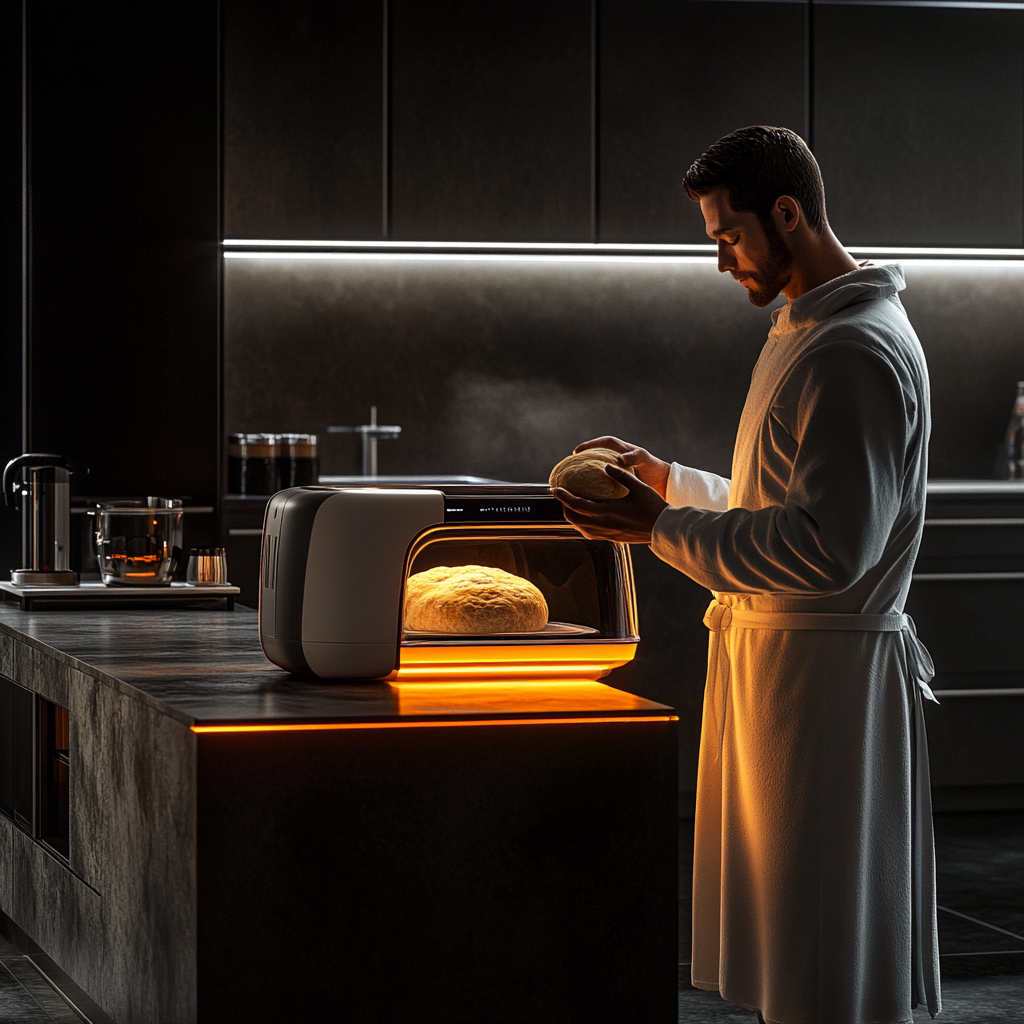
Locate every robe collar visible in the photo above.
<box><xmin>770</xmin><ymin>263</ymin><xmax>906</xmax><ymax>336</ymax></box>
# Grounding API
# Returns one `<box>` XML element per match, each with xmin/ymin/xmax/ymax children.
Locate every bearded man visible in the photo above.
<box><xmin>555</xmin><ymin>126</ymin><xmax>941</xmax><ymax>1024</ymax></box>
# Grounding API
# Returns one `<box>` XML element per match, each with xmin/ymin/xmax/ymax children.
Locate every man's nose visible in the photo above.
<box><xmin>717</xmin><ymin>241</ymin><xmax>735</xmax><ymax>273</ymax></box>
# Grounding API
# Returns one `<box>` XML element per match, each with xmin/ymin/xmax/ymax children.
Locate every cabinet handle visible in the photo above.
<box><xmin>227</xmin><ymin>528</ymin><xmax>263</xmax><ymax>537</ymax></box>
<box><xmin>923</xmin><ymin>518</ymin><xmax>1024</xmax><ymax>527</ymax></box>
<box><xmin>912</xmin><ymin>572</ymin><xmax>1024</xmax><ymax>582</ymax></box>
<box><xmin>932</xmin><ymin>688</ymin><xmax>1024</xmax><ymax>698</ymax></box>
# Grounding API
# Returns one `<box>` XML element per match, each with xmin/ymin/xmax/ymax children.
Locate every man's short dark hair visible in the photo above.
<box><xmin>683</xmin><ymin>126</ymin><xmax>827</xmax><ymax>233</ymax></box>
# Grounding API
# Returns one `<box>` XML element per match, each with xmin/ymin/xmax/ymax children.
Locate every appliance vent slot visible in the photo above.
<box><xmin>262</xmin><ymin>532</ymin><xmax>271</xmax><ymax>589</ymax></box>
<box><xmin>270</xmin><ymin>534</ymin><xmax>279</xmax><ymax>591</ymax></box>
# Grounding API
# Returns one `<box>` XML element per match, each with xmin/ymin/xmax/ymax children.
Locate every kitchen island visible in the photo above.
<box><xmin>0</xmin><ymin>604</ymin><xmax>678</xmax><ymax>1024</ymax></box>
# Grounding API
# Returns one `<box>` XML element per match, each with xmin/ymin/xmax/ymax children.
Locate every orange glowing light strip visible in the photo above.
<box><xmin>191</xmin><ymin>715</ymin><xmax>677</xmax><ymax>734</ymax></box>
<box><xmin>394</xmin><ymin>642</ymin><xmax>638</xmax><ymax>681</ymax></box>
<box><xmin>400</xmin><ymin>643</ymin><xmax>636</xmax><ymax>666</ymax></box>
<box><xmin>394</xmin><ymin>666</ymin><xmax>611</xmax><ymax>680</ymax></box>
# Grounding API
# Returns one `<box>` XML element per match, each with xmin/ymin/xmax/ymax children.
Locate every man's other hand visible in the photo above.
<box><xmin>554</xmin><ymin>466</ymin><xmax>668</xmax><ymax>544</ymax></box>
<box><xmin>573</xmin><ymin>436</ymin><xmax>671</xmax><ymax>499</ymax></box>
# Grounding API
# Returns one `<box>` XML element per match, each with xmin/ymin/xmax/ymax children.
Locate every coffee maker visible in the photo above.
<box><xmin>3</xmin><ymin>454</ymin><xmax>88</xmax><ymax>585</ymax></box>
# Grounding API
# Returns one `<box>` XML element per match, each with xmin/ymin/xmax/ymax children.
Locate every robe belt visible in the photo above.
<box><xmin>702</xmin><ymin>600</ymin><xmax>939</xmax><ymax>761</ymax></box>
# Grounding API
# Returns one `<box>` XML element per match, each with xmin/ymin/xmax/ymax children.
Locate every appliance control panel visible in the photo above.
<box><xmin>443</xmin><ymin>495</ymin><xmax>566</xmax><ymax>523</ymax></box>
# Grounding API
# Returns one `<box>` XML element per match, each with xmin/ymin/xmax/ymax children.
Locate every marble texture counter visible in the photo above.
<box><xmin>0</xmin><ymin>603</ymin><xmax>669</xmax><ymax>728</ymax></box>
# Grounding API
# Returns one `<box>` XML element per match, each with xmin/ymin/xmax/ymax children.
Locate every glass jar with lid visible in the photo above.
<box><xmin>275</xmin><ymin>433</ymin><xmax>319</xmax><ymax>490</ymax></box>
<box><xmin>227</xmin><ymin>433</ymin><xmax>279</xmax><ymax>496</ymax></box>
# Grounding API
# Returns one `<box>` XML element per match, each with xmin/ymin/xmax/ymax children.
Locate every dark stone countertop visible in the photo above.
<box><xmin>0</xmin><ymin>603</ymin><xmax>670</xmax><ymax>728</ymax></box>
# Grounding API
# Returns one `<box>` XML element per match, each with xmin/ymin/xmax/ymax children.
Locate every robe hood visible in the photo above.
<box><xmin>770</xmin><ymin>263</ymin><xmax>906</xmax><ymax>335</ymax></box>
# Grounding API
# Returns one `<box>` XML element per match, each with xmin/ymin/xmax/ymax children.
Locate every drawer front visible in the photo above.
<box><xmin>924</xmin><ymin>694</ymin><xmax>1024</xmax><ymax>788</ymax></box>
<box><xmin>917</xmin><ymin>519</ymin><xmax>1024</xmax><ymax>573</ymax></box>
<box><xmin>905</xmin><ymin>576</ymin><xmax>1024</xmax><ymax>681</ymax></box>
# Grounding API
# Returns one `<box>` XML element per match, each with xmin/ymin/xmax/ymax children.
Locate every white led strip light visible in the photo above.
<box><xmin>222</xmin><ymin>240</ymin><xmax>1024</xmax><ymax>268</ymax></box>
<box><xmin>224</xmin><ymin>239</ymin><xmax>719</xmax><ymax>252</ymax></box>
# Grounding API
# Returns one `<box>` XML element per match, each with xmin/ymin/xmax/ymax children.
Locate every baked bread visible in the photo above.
<box><xmin>549</xmin><ymin>448</ymin><xmax>635</xmax><ymax>500</ymax></box>
<box><xmin>404</xmin><ymin>565</ymin><xmax>549</xmax><ymax>633</ymax></box>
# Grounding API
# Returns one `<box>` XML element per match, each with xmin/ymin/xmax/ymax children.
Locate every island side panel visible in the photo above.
<box><xmin>197</xmin><ymin>719</ymin><xmax>678</xmax><ymax>1024</ymax></box>
<box><xmin>0</xmin><ymin>632</ymin><xmax>197</xmax><ymax>1024</ymax></box>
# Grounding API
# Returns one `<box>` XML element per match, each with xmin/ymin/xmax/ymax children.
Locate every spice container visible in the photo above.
<box><xmin>227</xmin><ymin>433</ymin><xmax>278</xmax><ymax>496</ymax></box>
<box><xmin>276</xmin><ymin>433</ymin><xmax>319</xmax><ymax>489</ymax></box>
<box><xmin>186</xmin><ymin>547</ymin><xmax>228</xmax><ymax>586</ymax></box>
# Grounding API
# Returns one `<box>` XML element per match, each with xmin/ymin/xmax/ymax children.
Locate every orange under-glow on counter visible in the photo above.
<box><xmin>191</xmin><ymin>715</ymin><xmax>677</xmax><ymax>734</ymax></box>
<box><xmin>394</xmin><ymin>642</ymin><xmax>637</xmax><ymax>682</ymax></box>
<box><xmin>391</xmin><ymin>679</ymin><xmax>658</xmax><ymax>716</ymax></box>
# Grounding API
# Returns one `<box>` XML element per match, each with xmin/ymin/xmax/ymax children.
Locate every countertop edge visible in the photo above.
<box><xmin>0</xmin><ymin>618</ymin><xmax>197</xmax><ymax>729</ymax></box>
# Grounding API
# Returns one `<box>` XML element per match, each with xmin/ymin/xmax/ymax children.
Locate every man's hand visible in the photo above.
<box><xmin>573</xmin><ymin>436</ymin><xmax>671</xmax><ymax>499</ymax></box>
<box><xmin>554</xmin><ymin>465</ymin><xmax>668</xmax><ymax>544</ymax></box>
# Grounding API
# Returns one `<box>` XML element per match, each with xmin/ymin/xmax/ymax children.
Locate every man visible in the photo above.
<box><xmin>554</xmin><ymin>126</ymin><xmax>940</xmax><ymax>1024</ymax></box>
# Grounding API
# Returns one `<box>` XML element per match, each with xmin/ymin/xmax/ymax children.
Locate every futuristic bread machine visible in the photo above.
<box><xmin>258</xmin><ymin>484</ymin><xmax>639</xmax><ymax>680</ymax></box>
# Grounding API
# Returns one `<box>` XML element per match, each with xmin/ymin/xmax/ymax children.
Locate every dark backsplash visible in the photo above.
<box><xmin>225</xmin><ymin>259</ymin><xmax>1022</xmax><ymax>483</ymax></box>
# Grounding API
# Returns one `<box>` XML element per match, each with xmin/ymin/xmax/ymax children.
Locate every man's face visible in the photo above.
<box><xmin>699</xmin><ymin>188</ymin><xmax>793</xmax><ymax>308</ymax></box>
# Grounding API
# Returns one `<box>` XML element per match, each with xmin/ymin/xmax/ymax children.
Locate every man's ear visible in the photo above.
<box><xmin>775</xmin><ymin>195</ymin><xmax>803</xmax><ymax>234</ymax></box>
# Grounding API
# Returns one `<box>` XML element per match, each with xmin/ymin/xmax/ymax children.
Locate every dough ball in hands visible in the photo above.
<box><xmin>404</xmin><ymin>565</ymin><xmax>549</xmax><ymax>633</ymax></box>
<box><xmin>549</xmin><ymin>448</ymin><xmax>635</xmax><ymax>500</ymax></box>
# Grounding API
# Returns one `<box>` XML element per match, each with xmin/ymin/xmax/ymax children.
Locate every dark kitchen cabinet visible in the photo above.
<box><xmin>813</xmin><ymin>3</ymin><xmax>1024</xmax><ymax>248</ymax></box>
<box><xmin>223</xmin><ymin>0</ymin><xmax>385</xmax><ymax>239</ymax></box>
<box><xmin>16</xmin><ymin>2</ymin><xmax>220</xmax><ymax>505</ymax></box>
<box><xmin>599</xmin><ymin>0</ymin><xmax>808</xmax><ymax>243</ymax></box>
<box><xmin>389</xmin><ymin>0</ymin><xmax>592</xmax><ymax>240</ymax></box>
<box><xmin>908</xmin><ymin>484</ymin><xmax>1024</xmax><ymax>808</ymax></box>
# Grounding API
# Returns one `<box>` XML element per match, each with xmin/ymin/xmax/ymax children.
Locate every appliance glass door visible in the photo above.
<box><xmin>402</xmin><ymin>527</ymin><xmax>637</xmax><ymax>642</ymax></box>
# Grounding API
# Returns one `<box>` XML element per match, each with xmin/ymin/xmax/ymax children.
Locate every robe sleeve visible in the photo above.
<box><xmin>665</xmin><ymin>463</ymin><xmax>731</xmax><ymax>511</ymax></box>
<box><xmin>650</xmin><ymin>339</ymin><xmax>913</xmax><ymax>595</ymax></box>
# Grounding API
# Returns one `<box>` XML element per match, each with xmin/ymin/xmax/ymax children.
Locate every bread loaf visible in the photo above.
<box><xmin>549</xmin><ymin>448</ymin><xmax>634</xmax><ymax>500</ymax></box>
<box><xmin>404</xmin><ymin>565</ymin><xmax>549</xmax><ymax>633</ymax></box>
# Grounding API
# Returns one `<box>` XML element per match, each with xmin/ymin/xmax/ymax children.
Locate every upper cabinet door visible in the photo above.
<box><xmin>389</xmin><ymin>0</ymin><xmax>592</xmax><ymax>241</ymax></box>
<box><xmin>814</xmin><ymin>3</ymin><xmax>1024</xmax><ymax>248</ymax></box>
<box><xmin>599</xmin><ymin>1</ymin><xmax>808</xmax><ymax>244</ymax></box>
<box><xmin>223</xmin><ymin>0</ymin><xmax>384</xmax><ymax>240</ymax></box>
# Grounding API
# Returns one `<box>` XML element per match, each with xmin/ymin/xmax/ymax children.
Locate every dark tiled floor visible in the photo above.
<box><xmin>0</xmin><ymin>933</ymin><xmax>82</xmax><ymax>1023</ymax></box>
<box><xmin>678</xmin><ymin>810</ymin><xmax>1024</xmax><ymax>1023</ymax></box>
<box><xmin>2</xmin><ymin>812</ymin><xmax>1021</xmax><ymax>1022</ymax></box>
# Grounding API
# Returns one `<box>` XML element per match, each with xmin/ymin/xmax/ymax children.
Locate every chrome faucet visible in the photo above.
<box><xmin>327</xmin><ymin>406</ymin><xmax>401</xmax><ymax>476</ymax></box>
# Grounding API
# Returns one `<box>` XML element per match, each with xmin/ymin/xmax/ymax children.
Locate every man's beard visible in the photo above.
<box><xmin>743</xmin><ymin>216</ymin><xmax>793</xmax><ymax>308</ymax></box>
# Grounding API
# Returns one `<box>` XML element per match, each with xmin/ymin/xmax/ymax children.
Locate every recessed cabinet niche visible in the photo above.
<box><xmin>0</xmin><ymin>677</ymin><xmax>71</xmax><ymax>863</ymax></box>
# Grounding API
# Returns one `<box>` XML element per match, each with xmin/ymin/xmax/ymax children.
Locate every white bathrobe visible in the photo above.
<box><xmin>651</xmin><ymin>265</ymin><xmax>941</xmax><ymax>1024</ymax></box>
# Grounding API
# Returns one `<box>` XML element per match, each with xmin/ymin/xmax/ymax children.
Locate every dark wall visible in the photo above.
<box><xmin>224</xmin><ymin>258</ymin><xmax>1023</xmax><ymax>483</ymax></box>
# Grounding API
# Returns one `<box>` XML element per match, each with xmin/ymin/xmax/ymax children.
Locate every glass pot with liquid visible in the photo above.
<box><xmin>94</xmin><ymin>498</ymin><xmax>183</xmax><ymax>585</ymax></box>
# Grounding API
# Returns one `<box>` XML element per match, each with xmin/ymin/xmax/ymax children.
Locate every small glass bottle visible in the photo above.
<box><xmin>1006</xmin><ymin>381</ymin><xmax>1024</xmax><ymax>481</ymax></box>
